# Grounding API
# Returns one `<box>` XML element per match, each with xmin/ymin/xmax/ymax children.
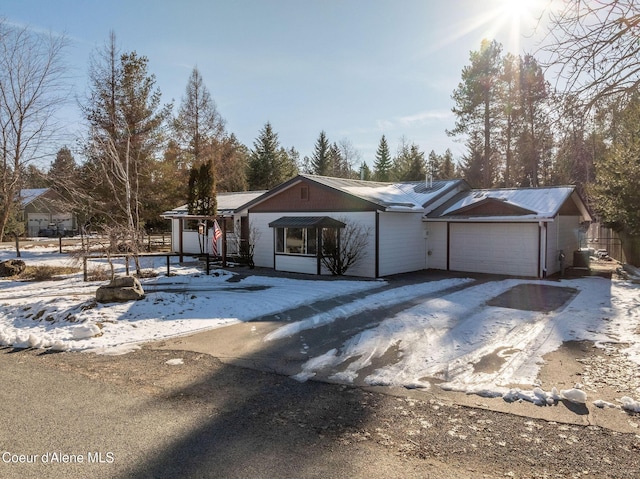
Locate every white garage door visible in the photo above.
<box><xmin>449</xmin><ymin>223</ymin><xmax>539</xmax><ymax>277</ymax></box>
<box><xmin>27</xmin><ymin>213</ymin><xmax>51</xmax><ymax>237</ymax></box>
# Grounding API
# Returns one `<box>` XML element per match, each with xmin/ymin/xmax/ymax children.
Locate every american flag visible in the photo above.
<box><xmin>212</xmin><ymin>219</ymin><xmax>222</xmax><ymax>256</ymax></box>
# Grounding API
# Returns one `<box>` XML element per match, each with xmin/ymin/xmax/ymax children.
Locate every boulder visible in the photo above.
<box><xmin>96</xmin><ymin>276</ymin><xmax>145</xmax><ymax>303</ymax></box>
<box><xmin>0</xmin><ymin>259</ymin><xmax>26</xmax><ymax>277</ymax></box>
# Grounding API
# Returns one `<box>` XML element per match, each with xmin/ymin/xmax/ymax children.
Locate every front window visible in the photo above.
<box><xmin>286</xmin><ymin>228</ymin><xmax>304</xmax><ymax>254</ymax></box>
<box><xmin>322</xmin><ymin>228</ymin><xmax>338</xmax><ymax>255</ymax></box>
<box><xmin>183</xmin><ymin>219</ymin><xmax>200</xmax><ymax>231</ymax></box>
<box><xmin>275</xmin><ymin>227</ymin><xmax>317</xmax><ymax>255</ymax></box>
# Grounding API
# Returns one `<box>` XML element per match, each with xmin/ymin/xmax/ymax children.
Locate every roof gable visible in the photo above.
<box><xmin>428</xmin><ymin>186</ymin><xmax>592</xmax><ymax>221</ymax></box>
<box><xmin>448</xmin><ymin>197</ymin><xmax>536</xmax><ymax>216</ymax></box>
<box><xmin>20</xmin><ymin>188</ymin><xmax>51</xmax><ymax>207</ymax></box>
<box><xmin>249</xmin><ymin>177</ymin><xmax>383</xmax><ymax>213</ymax></box>
<box><xmin>240</xmin><ymin>174</ymin><xmax>468</xmax><ymax>213</ymax></box>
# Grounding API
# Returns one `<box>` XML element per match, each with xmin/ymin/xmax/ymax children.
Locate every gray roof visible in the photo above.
<box><xmin>162</xmin><ymin>190</ymin><xmax>267</xmax><ymax>218</ymax></box>
<box><xmin>241</xmin><ymin>174</ymin><xmax>468</xmax><ymax>213</ymax></box>
<box><xmin>20</xmin><ymin>188</ymin><xmax>50</xmax><ymax>207</ymax></box>
<box><xmin>268</xmin><ymin>216</ymin><xmax>346</xmax><ymax>229</ymax></box>
<box><xmin>427</xmin><ymin>186</ymin><xmax>591</xmax><ymax>221</ymax></box>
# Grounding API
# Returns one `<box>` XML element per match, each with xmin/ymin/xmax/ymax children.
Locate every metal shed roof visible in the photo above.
<box><xmin>162</xmin><ymin>190</ymin><xmax>267</xmax><ymax>218</ymax></box>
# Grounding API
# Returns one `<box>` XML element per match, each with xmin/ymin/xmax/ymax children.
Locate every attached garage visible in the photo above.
<box><xmin>426</xmin><ymin>186</ymin><xmax>592</xmax><ymax>278</ymax></box>
<box><xmin>448</xmin><ymin>222</ymin><xmax>539</xmax><ymax>277</ymax></box>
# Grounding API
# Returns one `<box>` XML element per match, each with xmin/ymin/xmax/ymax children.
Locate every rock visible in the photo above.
<box><xmin>96</xmin><ymin>276</ymin><xmax>145</xmax><ymax>303</ymax></box>
<box><xmin>0</xmin><ymin>259</ymin><xmax>26</xmax><ymax>277</ymax></box>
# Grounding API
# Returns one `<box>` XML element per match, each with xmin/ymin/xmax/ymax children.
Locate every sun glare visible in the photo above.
<box><xmin>425</xmin><ymin>0</ymin><xmax>546</xmax><ymax>57</ymax></box>
<box><xmin>492</xmin><ymin>0</ymin><xmax>542</xmax><ymax>52</ymax></box>
<box><xmin>500</xmin><ymin>0</ymin><xmax>535</xmax><ymax>23</ymax></box>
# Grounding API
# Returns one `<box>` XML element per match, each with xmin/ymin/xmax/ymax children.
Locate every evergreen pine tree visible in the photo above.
<box><xmin>405</xmin><ymin>145</ymin><xmax>426</xmax><ymax>181</ymax></box>
<box><xmin>311</xmin><ymin>131</ymin><xmax>331</xmax><ymax>176</ymax></box>
<box><xmin>373</xmin><ymin>135</ymin><xmax>392</xmax><ymax>181</ymax></box>
<box><xmin>48</xmin><ymin>147</ymin><xmax>77</xmax><ymax>192</ymax></box>
<box><xmin>247</xmin><ymin>122</ymin><xmax>280</xmax><ymax>189</ymax></box>
<box><xmin>440</xmin><ymin>149</ymin><xmax>456</xmax><ymax>179</ymax></box>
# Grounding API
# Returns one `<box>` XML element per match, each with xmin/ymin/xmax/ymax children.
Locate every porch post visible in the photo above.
<box><xmin>222</xmin><ymin>216</ymin><xmax>227</xmax><ymax>267</ymax></box>
<box><xmin>178</xmin><ymin>218</ymin><xmax>184</xmax><ymax>262</ymax></box>
<box><xmin>316</xmin><ymin>227</ymin><xmax>322</xmax><ymax>275</ymax></box>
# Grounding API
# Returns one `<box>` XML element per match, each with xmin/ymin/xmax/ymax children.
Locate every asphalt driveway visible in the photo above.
<box><xmin>152</xmin><ymin>269</ymin><xmax>637</xmax><ymax>433</ymax></box>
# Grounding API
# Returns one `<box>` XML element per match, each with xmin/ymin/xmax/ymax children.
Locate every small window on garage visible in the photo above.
<box><xmin>300</xmin><ymin>186</ymin><xmax>309</xmax><ymax>201</ymax></box>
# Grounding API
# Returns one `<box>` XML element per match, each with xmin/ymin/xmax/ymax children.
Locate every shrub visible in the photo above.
<box><xmin>20</xmin><ymin>265</ymin><xmax>80</xmax><ymax>281</ymax></box>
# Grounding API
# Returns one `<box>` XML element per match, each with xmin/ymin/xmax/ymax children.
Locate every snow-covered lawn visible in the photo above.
<box><xmin>0</xmin><ymin>244</ymin><xmax>382</xmax><ymax>354</ymax></box>
<box><xmin>1</xmin><ymin>243</ymin><xmax>640</xmax><ymax>410</ymax></box>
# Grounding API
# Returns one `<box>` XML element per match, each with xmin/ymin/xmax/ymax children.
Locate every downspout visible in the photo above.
<box><xmin>446</xmin><ymin>222</ymin><xmax>450</xmax><ymax>271</ymax></box>
<box><xmin>375</xmin><ymin>211</ymin><xmax>380</xmax><ymax>278</ymax></box>
<box><xmin>178</xmin><ymin>218</ymin><xmax>184</xmax><ymax>262</ymax></box>
<box><xmin>222</xmin><ymin>216</ymin><xmax>227</xmax><ymax>267</ymax></box>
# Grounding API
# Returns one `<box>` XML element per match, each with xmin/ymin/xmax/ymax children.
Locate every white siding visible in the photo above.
<box><xmin>275</xmin><ymin>255</ymin><xmax>318</xmax><ymax>274</ymax></box>
<box><xmin>449</xmin><ymin>223</ymin><xmax>539</xmax><ymax>277</ymax></box>
<box><xmin>168</xmin><ymin>219</ymin><xmax>202</xmax><ymax>254</ymax></box>
<box><xmin>378</xmin><ymin>212</ymin><xmax>426</xmax><ymax>277</ymax></box>
<box><xmin>183</xmin><ymin>231</ymin><xmax>206</xmax><ymax>254</ymax></box>
<box><xmin>329</xmin><ymin>212</ymin><xmax>376</xmax><ymax>278</ymax></box>
<box><xmin>248</xmin><ymin>213</ymin><xmax>276</xmax><ymax>269</ymax></box>
<box><xmin>426</xmin><ymin>222</ymin><xmax>448</xmax><ymax>270</ymax></box>
<box><xmin>546</xmin><ymin>215</ymin><xmax>581</xmax><ymax>275</ymax></box>
<box><xmin>249</xmin><ymin>211</ymin><xmax>377</xmax><ymax>277</ymax></box>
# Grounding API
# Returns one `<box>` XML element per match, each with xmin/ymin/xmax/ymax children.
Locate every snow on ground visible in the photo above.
<box><xmin>284</xmin><ymin>275</ymin><xmax>640</xmax><ymax>407</ymax></box>
<box><xmin>0</xmin><ymin>244</ymin><xmax>383</xmax><ymax>354</ymax></box>
<box><xmin>2</xmin><ymin>243</ymin><xmax>640</xmax><ymax>409</ymax></box>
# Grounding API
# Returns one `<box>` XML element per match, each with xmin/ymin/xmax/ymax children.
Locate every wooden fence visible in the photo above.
<box><xmin>81</xmin><ymin>252</ymin><xmax>216</xmax><ymax>281</ymax></box>
<box><xmin>587</xmin><ymin>223</ymin><xmax>625</xmax><ymax>263</ymax></box>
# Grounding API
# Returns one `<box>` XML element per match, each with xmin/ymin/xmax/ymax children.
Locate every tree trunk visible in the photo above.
<box><xmin>14</xmin><ymin>233</ymin><xmax>21</xmax><ymax>258</ymax></box>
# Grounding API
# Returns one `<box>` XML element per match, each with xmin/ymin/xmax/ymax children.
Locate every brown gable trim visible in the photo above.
<box><xmin>447</xmin><ymin>198</ymin><xmax>536</xmax><ymax>217</ymax></box>
<box><xmin>558</xmin><ymin>196</ymin><xmax>582</xmax><ymax>216</ymax></box>
<box><xmin>250</xmin><ymin>176</ymin><xmax>382</xmax><ymax>213</ymax></box>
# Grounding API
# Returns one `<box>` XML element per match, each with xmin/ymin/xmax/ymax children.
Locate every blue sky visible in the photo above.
<box><xmin>2</xmin><ymin>0</ymin><xmax>547</xmax><ymax>168</ymax></box>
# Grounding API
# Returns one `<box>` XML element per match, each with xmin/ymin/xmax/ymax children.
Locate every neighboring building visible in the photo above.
<box><xmin>163</xmin><ymin>175</ymin><xmax>592</xmax><ymax>279</ymax></box>
<box><xmin>161</xmin><ymin>190</ymin><xmax>266</xmax><ymax>256</ymax></box>
<box><xmin>20</xmin><ymin>189</ymin><xmax>76</xmax><ymax>237</ymax></box>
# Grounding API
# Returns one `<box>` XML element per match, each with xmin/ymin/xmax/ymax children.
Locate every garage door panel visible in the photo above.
<box><xmin>449</xmin><ymin>223</ymin><xmax>538</xmax><ymax>277</ymax></box>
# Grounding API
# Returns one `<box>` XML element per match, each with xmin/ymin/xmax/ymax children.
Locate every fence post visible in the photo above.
<box><xmin>206</xmin><ymin>253</ymin><xmax>210</xmax><ymax>275</ymax></box>
<box><xmin>166</xmin><ymin>254</ymin><xmax>170</xmax><ymax>276</ymax></box>
<box><xmin>83</xmin><ymin>256</ymin><xmax>87</xmax><ymax>282</ymax></box>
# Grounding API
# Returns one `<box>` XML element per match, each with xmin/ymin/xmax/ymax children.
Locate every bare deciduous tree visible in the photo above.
<box><xmin>321</xmin><ymin>220</ymin><xmax>371</xmax><ymax>276</ymax></box>
<box><xmin>0</xmin><ymin>19</ymin><xmax>67</xmax><ymax>241</ymax></box>
<box><xmin>82</xmin><ymin>33</ymin><xmax>170</xmax><ymax>275</ymax></box>
<box><xmin>542</xmin><ymin>1</ymin><xmax>640</xmax><ymax>108</ymax></box>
